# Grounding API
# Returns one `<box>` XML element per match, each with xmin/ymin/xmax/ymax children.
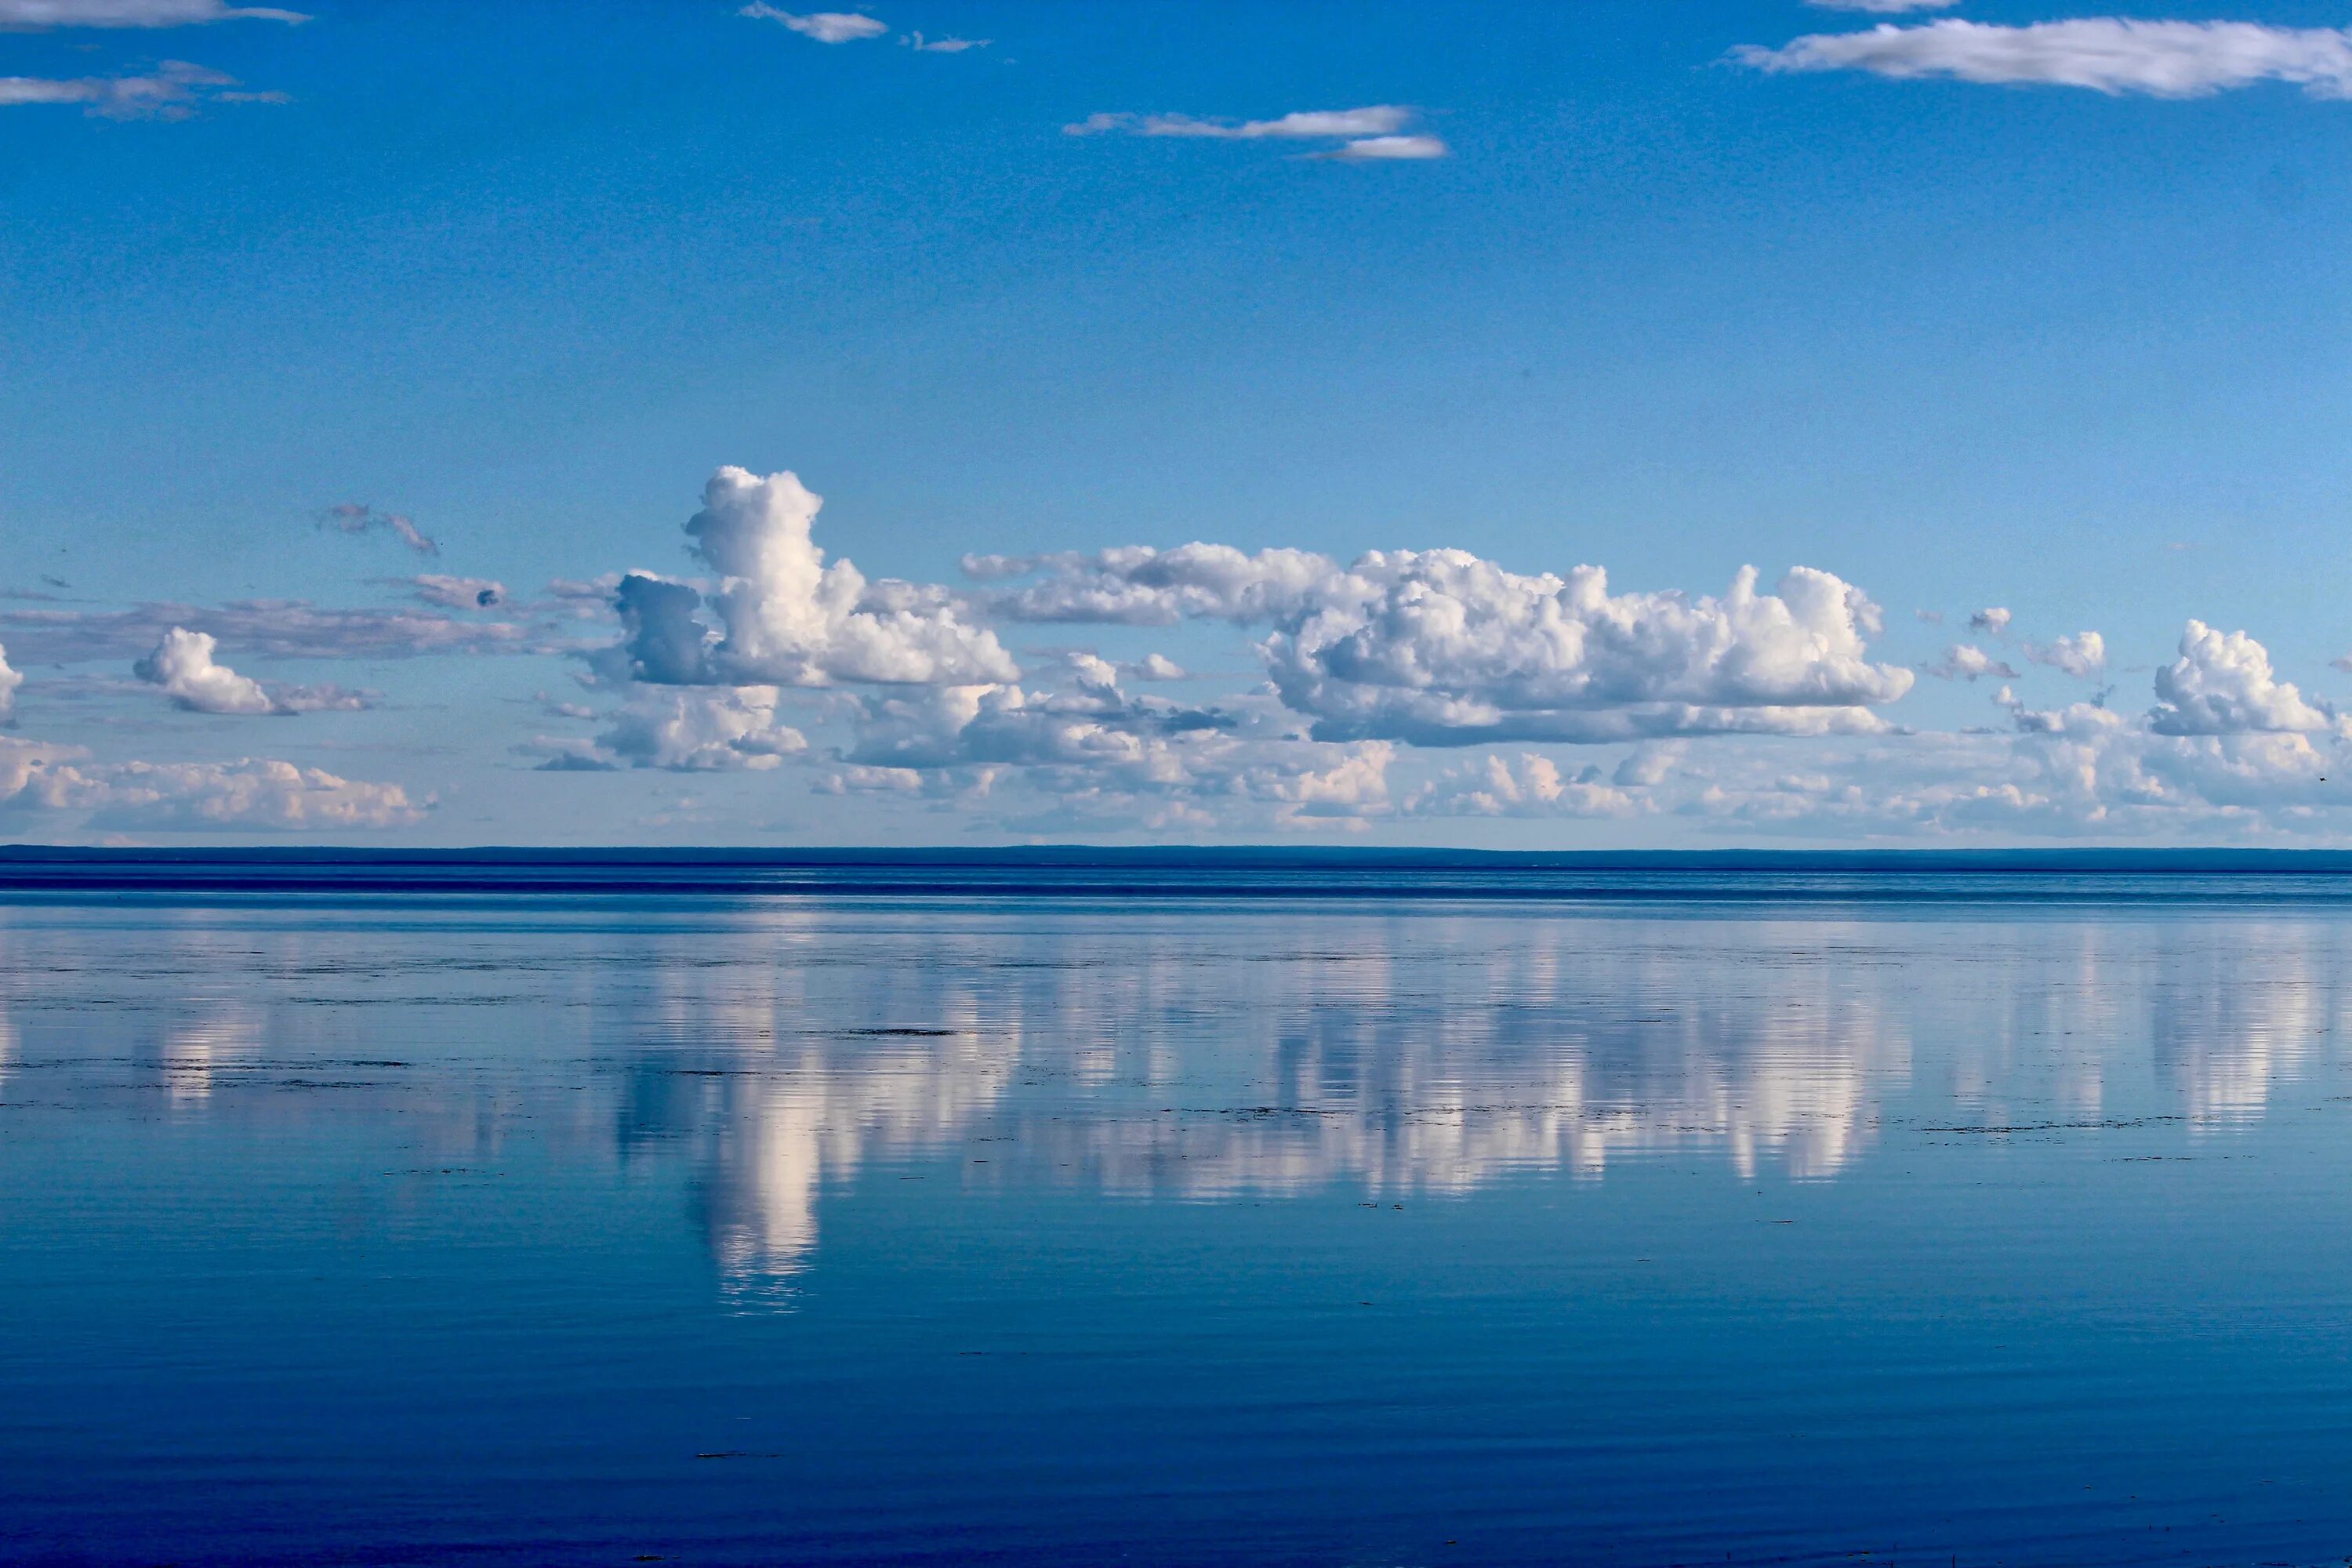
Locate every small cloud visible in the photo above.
<box><xmin>903</xmin><ymin>30</ymin><xmax>984</xmax><ymax>52</ymax></box>
<box><xmin>1320</xmin><ymin>134</ymin><xmax>1450</xmax><ymax>162</ymax></box>
<box><xmin>1068</xmin><ymin>105</ymin><xmax>1412</xmax><ymax>140</ymax></box>
<box><xmin>738</xmin><ymin>5</ymin><xmax>884</xmax><ymax>43</ymax></box>
<box><xmin>1804</xmin><ymin>0</ymin><xmax>1956</xmax><ymax>10</ymax></box>
<box><xmin>1968</xmin><ymin>607</ymin><xmax>2011</xmax><ymax>636</ymax></box>
<box><xmin>1915</xmin><ymin>608</ymin><xmax>1944</xmax><ymax>625</ymax></box>
<box><xmin>1129</xmin><ymin>653</ymin><xmax>1187</xmax><ymax>681</ymax></box>
<box><xmin>2024</xmin><ymin>631</ymin><xmax>2106</xmax><ymax>679</ymax></box>
<box><xmin>1926</xmin><ymin>644</ymin><xmax>2020</xmax><ymax>682</ymax></box>
<box><xmin>321</xmin><ymin>503</ymin><xmax>438</xmax><ymax>557</ymax></box>
<box><xmin>1066</xmin><ymin>104</ymin><xmax>1446</xmax><ymax>161</ymax></box>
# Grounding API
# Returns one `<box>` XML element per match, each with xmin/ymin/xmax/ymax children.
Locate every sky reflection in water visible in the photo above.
<box><xmin>4</xmin><ymin>892</ymin><xmax>2351</xmax><ymax>1565</ymax></box>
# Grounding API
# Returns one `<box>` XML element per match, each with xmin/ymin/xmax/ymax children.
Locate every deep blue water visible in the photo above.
<box><xmin>6</xmin><ymin>871</ymin><xmax>2352</xmax><ymax>1564</ymax></box>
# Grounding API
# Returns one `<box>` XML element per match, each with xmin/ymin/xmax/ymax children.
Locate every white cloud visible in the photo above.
<box><xmin>2147</xmin><ymin>620</ymin><xmax>2338</xmax><ymax>736</ymax></box>
<box><xmin>135</xmin><ymin>627</ymin><xmax>275</xmax><ymax>714</ymax></box>
<box><xmin>1067</xmin><ymin>106</ymin><xmax>1414</xmax><ymax>140</ymax></box>
<box><xmin>611</xmin><ymin>466</ymin><xmax>1018</xmax><ymax>689</ymax></box>
<box><xmin>0</xmin><ymin>641</ymin><xmax>20</xmax><ymax>721</ymax></box>
<box><xmin>1806</xmin><ymin>0</ymin><xmax>1958</xmax><ymax>11</ymax></box>
<box><xmin>1410</xmin><ymin>752</ymin><xmax>1643</xmax><ymax>819</ymax></box>
<box><xmin>971</xmin><ymin>545</ymin><xmax>1911</xmax><ymax>747</ymax></box>
<box><xmin>2025</xmin><ymin>630</ymin><xmax>2107</xmax><ymax>678</ymax></box>
<box><xmin>739</xmin><ymin>5</ymin><xmax>884</xmax><ymax>42</ymax></box>
<box><xmin>1129</xmin><ymin>653</ymin><xmax>1187</xmax><ymax>681</ymax></box>
<box><xmin>322</xmin><ymin>503</ymin><xmax>437</xmax><ymax>556</ymax></box>
<box><xmin>1265</xmin><ymin>555</ymin><xmax>1915</xmax><ymax>746</ymax></box>
<box><xmin>133</xmin><ymin>627</ymin><xmax>368</xmax><ymax>716</ymax></box>
<box><xmin>904</xmin><ymin>31</ymin><xmax>984</xmax><ymax>52</ymax></box>
<box><xmin>1065</xmin><ymin>105</ymin><xmax>1449</xmax><ymax>160</ymax></box>
<box><xmin>1323</xmin><ymin>135</ymin><xmax>1450</xmax><ymax>162</ymax></box>
<box><xmin>1968</xmin><ymin>606</ymin><xmax>2011</xmax><ymax>636</ymax></box>
<box><xmin>0</xmin><ymin>58</ymin><xmax>279</xmax><ymax>118</ymax></box>
<box><xmin>404</xmin><ymin>575</ymin><xmax>506</xmax><ymax>610</ymax></box>
<box><xmin>0</xmin><ymin>740</ymin><xmax>422</xmax><ymax>831</ymax></box>
<box><xmin>551</xmin><ymin>687</ymin><xmax>809</xmax><ymax>773</ymax></box>
<box><xmin>1926</xmin><ymin>643</ymin><xmax>2020</xmax><ymax>681</ymax></box>
<box><xmin>1733</xmin><ymin>20</ymin><xmax>2352</xmax><ymax>100</ymax></box>
<box><xmin>0</xmin><ymin>0</ymin><xmax>306</xmax><ymax>26</ymax></box>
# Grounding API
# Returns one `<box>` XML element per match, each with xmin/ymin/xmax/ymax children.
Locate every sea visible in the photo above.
<box><xmin>5</xmin><ymin>849</ymin><xmax>2352</xmax><ymax>1566</ymax></box>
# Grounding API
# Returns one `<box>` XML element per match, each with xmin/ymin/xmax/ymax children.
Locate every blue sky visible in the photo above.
<box><xmin>4</xmin><ymin>0</ymin><xmax>2352</xmax><ymax>844</ymax></box>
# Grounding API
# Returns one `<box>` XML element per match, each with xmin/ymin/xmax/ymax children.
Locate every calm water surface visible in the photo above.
<box><xmin>5</xmin><ymin>886</ymin><xmax>2352</xmax><ymax>1566</ymax></box>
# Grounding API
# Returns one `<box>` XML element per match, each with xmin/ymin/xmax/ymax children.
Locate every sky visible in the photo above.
<box><xmin>3</xmin><ymin>0</ymin><xmax>2352</xmax><ymax>845</ymax></box>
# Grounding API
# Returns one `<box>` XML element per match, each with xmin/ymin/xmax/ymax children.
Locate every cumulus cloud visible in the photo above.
<box><xmin>0</xmin><ymin>739</ymin><xmax>422</xmax><ymax>831</ymax></box>
<box><xmin>402</xmin><ymin>575</ymin><xmax>506</xmax><ymax>610</ymax></box>
<box><xmin>321</xmin><ymin>503</ymin><xmax>437</xmax><ymax>556</ymax></box>
<box><xmin>133</xmin><ymin>627</ymin><xmax>369</xmax><ymax>716</ymax></box>
<box><xmin>970</xmin><ymin>544</ymin><xmax>1912</xmax><ymax>746</ymax></box>
<box><xmin>739</xmin><ymin>5</ymin><xmax>884</xmax><ymax>42</ymax></box>
<box><xmin>1265</xmin><ymin>556</ymin><xmax>1914</xmax><ymax>746</ymax></box>
<box><xmin>1733</xmin><ymin>20</ymin><xmax>2352</xmax><ymax>100</ymax></box>
<box><xmin>0</xmin><ymin>641</ymin><xmax>20</xmax><ymax>721</ymax></box>
<box><xmin>0</xmin><ymin>58</ymin><xmax>280</xmax><ymax>118</ymax></box>
<box><xmin>609</xmin><ymin>466</ymin><xmax>1017</xmax><ymax>689</ymax></box>
<box><xmin>0</xmin><ymin>0</ymin><xmax>304</xmax><ymax>24</ymax></box>
<box><xmin>136</xmin><ymin>628</ymin><xmax>274</xmax><ymax>715</ymax></box>
<box><xmin>1409</xmin><ymin>752</ymin><xmax>1642</xmax><ymax>819</ymax></box>
<box><xmin>539</xmin><ymin>687</ymin><xmax>809</xmax><ymax>773</ymax></box>
<box><xmin>2025</xmin><ymin>631</ymin><xmax>2107</xmax><ymax>678</ymax></box>
<box><xmin>1064</xmin><ymin>105</ymin><xmax>1450</xmax><ymax>161</ymax></box>
<box><xmin>1968</xmin><ymin>607</ymin><xmax>2011</xmax><ymax>636</ymax></box>
<box><xmin>1927</xmin><ymin>644</ymin><xmax>2020</xmax><ymax>681</ymax></box>
<box><xmin>2147</xmin><ymin>620</ymin><xmax>2339</xmax><ymax>736</ymax></box>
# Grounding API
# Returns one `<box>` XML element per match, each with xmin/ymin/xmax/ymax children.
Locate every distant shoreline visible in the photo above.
<box><xmin>3</xmin><ymin>844</ymin><xmax>2352</xmax><ymax>901</ymax></box>
<box><xmin>4</xmin><ymin>844</ymin><xmax>2352</xmax><ymax>872</ymax></box>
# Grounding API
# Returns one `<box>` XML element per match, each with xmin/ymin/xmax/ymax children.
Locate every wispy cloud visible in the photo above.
<box><xmin>1065</xmin><ymin>105</ymin><xmax>1450</xmax><ymax>161</ymax></box>
<box><xmin>321</xmin><ymin>503</ymin><xmax>438</xmax><ymax>557</ymax></box>
<box><xmin>0</xmin><ymin>599</ymin><xmax>554</xmax><ymax>663</ymax></box>
<box><xmin>904</xmin><ymin>31</ymin><xmax>984</xmax><ymax>53</ymax></box>
<box><xmin>0</xmin><ymin>58</ymin><xmax>281</xmax><ymax>118</ymax></box>
<box><xmin>738</xmin><ymin>5</ymin><xmax>885</xmax><ymax>43</ymax></box>
<box><xmin>1733</xmin><ymin>19</ymin><xmax>2352</xmax><ymax>99</ymax></box>
<box><xmin>0</xmin><ymin>0</ymin><xmax>306</xmax><ymax>27</ymax></box>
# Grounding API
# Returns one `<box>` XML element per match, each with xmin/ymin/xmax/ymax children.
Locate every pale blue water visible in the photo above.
<box><xmin>5</xmin><ymin>874</ymin><xmax>2352</xmax><ymax>1564</ymax></box>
